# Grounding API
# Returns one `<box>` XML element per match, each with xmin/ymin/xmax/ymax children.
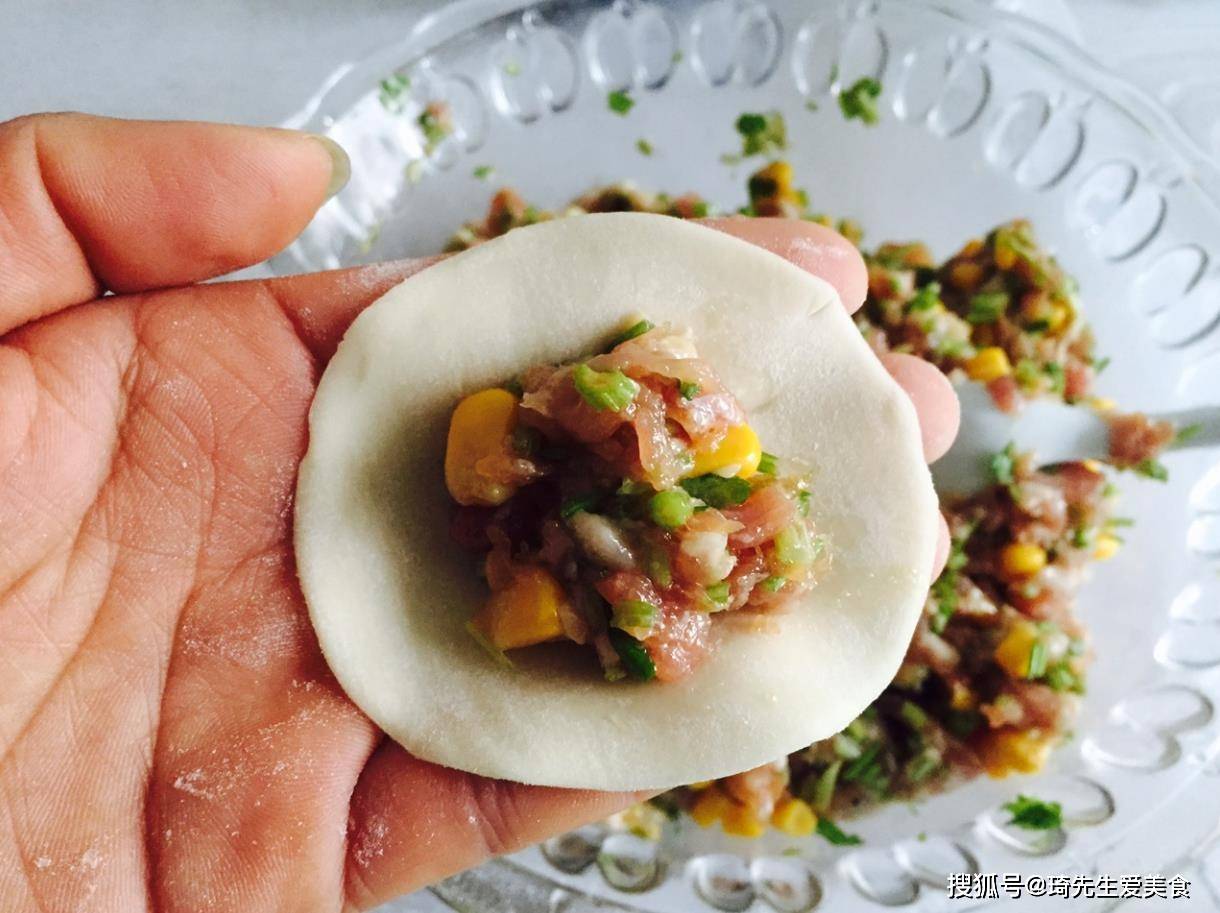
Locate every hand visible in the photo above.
<box><xmin>0</xmin><ymin>114</ymin><xmax>957</xmax><ymax>913</ymax></box>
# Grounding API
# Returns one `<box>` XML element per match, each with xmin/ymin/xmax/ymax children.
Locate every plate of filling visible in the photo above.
<box><xmin>279</xmin><ymin>0</ymin><xmax>1220</xmax><ymax>909</ymax></box>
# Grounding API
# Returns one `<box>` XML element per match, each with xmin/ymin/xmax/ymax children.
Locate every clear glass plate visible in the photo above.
<box><xmin>274</xmin><ymin>1</ymin><xmax>1220</xmax><ymax>909</ymax></box>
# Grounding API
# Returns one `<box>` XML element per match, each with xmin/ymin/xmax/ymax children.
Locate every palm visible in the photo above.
<box><xmin>0</xmin><ymin>113</ymin><xmax>953</xmax><ymax>913</ymax></box>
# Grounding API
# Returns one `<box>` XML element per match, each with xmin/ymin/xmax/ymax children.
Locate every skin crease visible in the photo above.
<box><xmin>0</xmin><ymin>114</ymin><xmax>957</xmax><ymax>913</ymax></box>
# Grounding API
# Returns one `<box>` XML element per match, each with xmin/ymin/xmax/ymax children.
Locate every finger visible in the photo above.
<box><xmin>343</xmin><ymin>742</ymin><xmax>645</xmax><ymax>912</ymax></box>
<box><xmin>263</xmin><ymin>257</ymin><xmax>440</xmax><ymax>364</ymax></box>
<box><xmin>0</xmin><ymin>113</ymin><xmax>348</xmax><ymax>336</ymax></box>
<box><xmin>881</xmin><ymin>353</ymin><xmax>961</xmax><ymax>462</ymax></box>
<box><xmin>700</xmin><ymin>216</ymin><xmax>869</xmax><ymax>312</ymax></box>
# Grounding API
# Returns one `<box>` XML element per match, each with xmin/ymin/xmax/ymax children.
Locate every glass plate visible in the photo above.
<box><xmin>274</xmin><ymin>1</ymin><xmax>1220</xmax><ymax>909</ymax></box>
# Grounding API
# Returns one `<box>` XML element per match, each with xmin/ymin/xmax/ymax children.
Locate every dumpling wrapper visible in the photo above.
<box><xmin>295</xmin><ymin>213</ymin><xmax>938</xmax><ymax>791</ymax></box>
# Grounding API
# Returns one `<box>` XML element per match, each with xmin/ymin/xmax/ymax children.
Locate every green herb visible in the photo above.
<box><xmin>608</xmin><ymin>90</ymin><xmax>634</xmax><ymax>115</ymax></box>
<box><xmin>678</xmin><ymin>380</ymin><xmax>701</xmax><ymax>400</ymax></box>
<box><xmin>607</xmin><ymin>318</ymin><xmax>655</xmax><ymax>349</ymax></box>
<box><xmin>1014</xmin><ymin>358</ymin><xmax>1042</xmax><ymax>390</ymax></box>
<box><xmin>761</xmin><ymin>575</ymin><xmax>787</xmax><ymax>593</ymax></box>
<box><xmin>842</xmin><ymin>742</ymin><xmax>882</xmax><ymax>783</ymax></box>
<box><xmin>1108</xmin><ymin>516</ymin><xmax>1135</xmax><ymax>528</ymax></box>
<box><xmin>572</xmin><ymin>363</ymin><xmax>639</xmax><ymax>412</ymax></box>
<box><xmin>417</xmin><ymin>106</ymin><xmax>451</xmax><ymax>152</ymax></box>
<box><xmin>832</xmin><ymin>732</ymin><xmax>862</xmax><ymax>759</ymax></box>
<box><xmin>1026</xmin><ymin>640</ymin><xmax>1049</xmax><ymax>679</ymax></box>
<box><xmin>989</xmin><ymin>443</ymin><xmax>1017</xmax><ymax>486</ymax></box>
<box><xmin>804</xmin><ymin>98</ymin><xmax>820</xmax><ymax>112</ymax></box>
<box><xmin>1002</xmin><ymin>795</ymin><xmax>1063</xmax><ymax>831</ymax></box>
<box><xmin>943</xmin><ymin>709</ymin><xmax>982</xmax><ymax>738</ymax></box>
<box><xmin>967</xmin><ymin>291</ymin><xmax>1009</xmax><ymax>324</ymax></box>
<box><xmin>649</xmin><ymin>489</ymin><xmax>696</xmax><ymax>528</ymax></box>
<box><xmin>704</xmin><ymin>581</ymin><xmax>730</xmax><ymax>606</ymax></box>
<box><xmin>472</xmin><ymin>164</ymin><xmax>495</xmax><ymax>180</ymax></box>
<box><xmin>1091</xmin><ymin>355</ymin><xmax>1111</xmax><ymax>374</ymax></box>
<box><xmin>377</xmin><ymin>72</ymin><xmax>411</xmax><ymax>111</ymax></box>
<box><xmin>680</xmin><ymin>474</ymin><xmax>751</xmax><ymax>508</ymax></box>
<box><xmin>560</xmin><ymin>493</ymin><xmax>600</xmax><ymax>518</ymax></box>
<box><xmin>816</xmin><ymin>817</ymin><xmax>862</xmax><ymax>846</ymax></box>
<box><xmin>690</xmin><ymin>200</ymin><xmax>710</xmax><ymax>218</ymax></box>
<box><xmin>734</xmin><ymin>110</ymin><xmax>788</xmax><ymax>157</ymax></box>
<box><xmin>775</xmin><ymin>524</ymin><xmax>822</xmax><ymax>567</ymax></box>
<box><xmin>636</xmin><ymin>138</ymin><xmax>654</xmax><ymax>156</ymax></box>
<box><xmin>1070</xmin><ymin>525</ymin><xmax>1093</xmax><ymax>549</ymax></box>
<box><xmin>608</xmin><ymin>628</ymin><xmax>656</xmax><ymax>680</ymax></box>
<box><xmin>1175</xmin><ymin>422</ymin><xmax>1204</xmax><ymax>446</ymax></box>
<box><xmin>1134</xmin><ymin>458</ymin><xmax>1169</xmax><ymax>482</ymax></box>
<box><xmin>757</xmin><ymin>452</ymin><xmax>778</xmax><ymax>474</ymax></box>
<box><xmin>612</xmin><ymin>599</ymin><xmax>657</xmax><ymax>632</ymax></box>
<box><xmin>907</xmin><ymin>282</ymin><xmax>941</xmax><ymax>312</ymax></box>
<box><xmin>838</xmin><ymin>77</ymin><xmax>882</xmax><ymax>125</ymax></box>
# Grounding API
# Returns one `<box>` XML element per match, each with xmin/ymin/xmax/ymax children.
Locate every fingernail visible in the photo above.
<box><xmin>309</xmin><ymin>133</ymin><xmax>351</xmax><ymax>199</ymax></box>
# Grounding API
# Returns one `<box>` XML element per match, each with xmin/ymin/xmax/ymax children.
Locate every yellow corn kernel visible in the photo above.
<box><xmin>948</xmin><ymin>261</ymin><xmax>985</xmax><ymax>291</ymax></box>
<box><xmin>754</xmin><ymin>160</ymin><xmax>794</xmax><ymax>196</ymax></box>
<box><xmin>965</xmin><ymin>347</ymin><xmax>1012</xmax><ymax>383</ymax></box>
<box><xmin>771</xmin><ymin>797</ymin><xmax>817</xmax><ymax>837</ymax></box>
<box><xmin>1046</xmin><ymin>303</ymin><xmax>1070</xmax><ymax>332</ymax></box>
<box><xmin>994</xmin><ymin>618</ymin><xmax>1042</xmax><ymax>677</ymax></box>
<box><xmin>445</xmin><ymin>388</ymin><xmax>520</xmax><ymax>506</ymax></box>
<box><xmin>690</xmin><ymin>423</ymin><xmax>762</xmax><ymax>479</ymax></box>
<box><xmin>721</xmin><ymin>802</ymin><xmax>768</xmax><ymax>838</ymax></box>
<box><xmin>993</xmin><ymin>243</ymin><xmax>1016</xmax><ymax>270</ymax></box>
<box><xmin>950</xmin><ymin>681</ymin><xmax>976</xmax><ymax>711</ymax></box>
<box><xmin>1082</xmin><ymin>459</ymin><xmax>1103</xmax><ymax>473</ymax></box>
<box><xmin>1093</xmin><ymin>534</ymin><xmax>1121</xmax><ymax>561</ymax></box>
<box><xmin>977</xmin><ymin>728</ymin><xmax>1053</xmax><ymax>778</ymax></box>
<box><xmin>612</xmin><ymin>803</ymin><xmax>667</xmax><ymax>841</ymax></box>
<box><xmin>689</xmin><ymin>787</ymin><xmax>733</xmax><ymax>828</ymax></box>
<box><xmin>1000</xmin><ymin>542</ymin><xmax>1047</xmax><ymax>580</ymax></box>
<box><xmin>1089</xmin><ymin>396</ymin><xmax>1116</xmax><ymax>413</ymax></box>
<box><xmin>469</xmin><ymin>566</ymin><xmax>568</xmax><ymax>651</ymax></box>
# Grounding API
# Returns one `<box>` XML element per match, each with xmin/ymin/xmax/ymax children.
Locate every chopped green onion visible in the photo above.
<box><xmin>943</xmin><ymin>709</ymin><xmax>982</xmax><ymax>738</ymax></box>
<box><xmin>989</xmin><ymin>443</ymin><xmax>1017</xmax><ymax>486</ymax></box>
<box><xmin>1070</xmin><ymin>525</ymin><xmax>1093</xmax><ymax>549</ymax></box>
<box><xmin>377</xmin><ymin>72</ymin><xmax>411</xmax><ymax>111</ymax></box>
<box><xmin>572</xmin><ymin>363</ymin><xmax>639</xmax><ymax>412</ymax></box>
<box><xmin>1175</xmin><ymin>422</ymin><xmax>1204</xmax><ymax>446</ymax></box>
<box><xmin>680</xmin><ymin>474</ymin><xmax>751</xmax><ymax>508</ymax></box>
<box><xmin>607</xmin><ymin>90</ymin><xmax>634</xmax><ymax>115</ymax></box>
<box><xmin>810</xmin><ymin>760</ymin><xmax>841</xmax><ymax>812</ymax></box>
<box><xmin>704</xmin><ymin>581</ymin><xmax>730</xmax><ymax>606</ymax></box>
<box><xmin>899</xmin><ymin>700</ymin><xmax>928</xmax><ymax>729</ymax></box>
<box><xmin>967</xmin><ymin>291</ymin><xmax>1009</xmax><ymax>324</ymax></box>
<box><xmin>761</xmin><ymin>575</ymin><xmax>787</xmax><ymax>593</ymax></box>
<box><xmin>816</xmin><ymin>817</ymin><xmax>862</xmax><ymax>846</ymax></box>
<box><xmin>837</xmin><ymin>77</ymin><xmax>882</xmax><ymax>125</ymax></box>
<box><xmin>1026</xmin><ymin>640</ymin><xmax>1049</xmax><ymax>679</ymax></box>
<box><xmin>608</xmin><ymin>628</ymin><xmax>656</xmax><ymax>680</ymax></box>
<box><xmin>757</xmin><ymin>452</ymin><xmax>778</xmax><ymax>474</ymax></box>
<box><xmin>472</xmin><ymin>164</ymin><xmax>495</xmax><ymax>180</ymax></box>
<box><xmin>649</xmin><ymin>489</ymin><xmax>695</xmax><ymax>528</ymax></box>
<box><xmin>842</xmin><ymin>742</ymin><xmax>882</xmax><ymax>782</ymax></box>
<box><xmin>1043</xmin><ymin>361</ymin><xmax>1065</xmax><ymax>394</ymax></box>
<box><xmin>1091</xmin><ymin>355</ymin><xmax>1111</xmax><ymax>374</ymax></box>
<box><xmin>464</xmin><ymin>620</ymin><xmax>513</xmax><ymax>669</ymax></box>
<box><xmin>612</xmin><ymin>599</ymin><xmax>657</xmax><ymax>632</ymax></box>
<box><xmin>644</xmin><ymin>544</ymin><xmax>673</xmax><ymax>588</ymax></box>
<box><xmin>1134</xmin><ymin>458</ymin><xmax>1169</xmax><ymax>482</ymax></box>
<box><xmin>797</xmin><ymin>489</ymin><xmax>812</xmax><ymax>516</ymax></box>
<box><xmin>775</xmin><ymin>523</ymin><xmax>820</xmax><ymax>567</ymax></box>
<box><xmin>1108</xmin><ymin>516</ymin><xmax>1135</xmax><ymax>528</ymax></box>
<box><xmin>560</xmin><ymin>493</ymin><xmax>600</xmax><ymax>518</ymax></box>
<box><xmin>1003</xmin><ymin>795</ymin><xmax>1063</xmax><ymax>830</ymax></box>
<box><xmin>636</xmin><ymin>138</ymin><xmax>654</xmax><ymax>156</ymax></box>
<box><xmin>1045</xmin><ymin>662</ymin><xmax>1085</xmax><ymax>693</ymax></box>
<box><xmin>804</xmin><ymin>98</ymin><xmax>820</xmax><ymax>112</ymax></box>
<box><xmin>1014</xmin><ymin>359</ymin><xmax>1042</xmax><ymax>390</ymax></box>
<box><xmin>734</xmin><ymin>110</ymin><xmax>787</xmax><ymax>157</ymax></box>
<box><xmin>607</xmin><ymin>318</ymin><xmax>654</xmax><ymax>349</ymax></box>
<box><xmin>904</xmin><ymin>749</ymin><xmax>941</xmax><ymax>783</ymax></box>
<box><xmin>907</xmin><ymin>282</ymin><xmax>941</xmax><ymax>312</ymax></box>
<box><xmin>678</xmin><ymin>380</ymin><xmax>701</xmax><ymax>400</ymax></box>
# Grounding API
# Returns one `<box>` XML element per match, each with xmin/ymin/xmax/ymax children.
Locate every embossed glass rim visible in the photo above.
<box><xmin>281</xmin><ymin>0</ymin><xmax>1220</xmax><ymax>221</ymax></box>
